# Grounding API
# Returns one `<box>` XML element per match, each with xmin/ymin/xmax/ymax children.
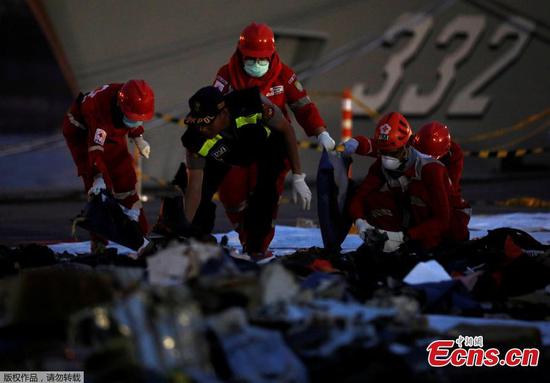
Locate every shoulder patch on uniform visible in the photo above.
<box><xmin>294</xmin><ymin>80</ymin><xmax>304</xmax><ymax>92</ymax></box>
<box><xmin>262</xmin><ymin>103</ymin><xmax>274</xmax><ymax>120</ymax></box>
<box><xmin>94</xmin><ymin>128</ymin><xmax>107</xmax><ymax>146</ymax></box>
<box><xmin>266</xmin><ymin>85</ymin><xmax>284</xmax><ymax>97</ymax></box>
<box><xmin>212</xmin><ymin>145</ymin><xmax>228</xmax><ymax>159</ymax></box>
<box><xmin>214</xmin><ymin>80</ymin><xmax>225</xmax><ymax>92</ymax></box>
<box><xmin>215</xmin><ymin>75</ymin><xmax>228</xmax><ymax>85</ymax></box>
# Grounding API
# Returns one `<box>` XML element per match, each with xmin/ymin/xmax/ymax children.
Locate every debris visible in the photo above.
<box><xmin>403</xmin><ymin>260</ymin><xmax>452</xmax><ymax>285</ymax></box>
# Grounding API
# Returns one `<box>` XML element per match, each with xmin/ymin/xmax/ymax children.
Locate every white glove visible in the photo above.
<box><xmin>119</xmin><ymin>204</ymin><xmax>140</xmax><ymax>222</ymax></box>
<box><xmin>355</xmin><ymin>218</ymin><xmax>373</xmax><ymax>241</ymax></box>
<box><xmin>133</xmin><ymin>136</ymin><xmax>150</xmax><ymax>159</ymax></box>
<box><xmin>342</xmin><ymin>138</ymin><xmax>359</xmax><ymax>156</ymax></box>
<box><xmin>291</xmin><ymin>173</ymin><xmax>312</xmax><ymax>210</ymax></box>
<box><xmin>379</xmin><ymin>230</ymin><xmax>405</xmax><ymax>253</ymax></box>
<box><xmin>317</xmin><ymin>131</ymin><xmax>336</xmax><ymax>151</ymax></box>
<box><xmin>88</xmin><ymin>176</ymin><xmax>106</xmax><ymax>196</ymax></box>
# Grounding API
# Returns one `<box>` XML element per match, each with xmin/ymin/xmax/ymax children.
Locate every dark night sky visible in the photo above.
<box><xmin>0</xmin><ymin>0</ymin><xmax>72</xmax><ymax>134</ymax></box>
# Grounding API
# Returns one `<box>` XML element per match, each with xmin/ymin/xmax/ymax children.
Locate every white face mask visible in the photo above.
<box><xmin>123</xmin><ymin>115</ymin><xmax>143</xmax><ymax>128</ymax></box>
<box><xmin>243</xmin><ymin>59</ymin><xmax>270</xmax><ymax>78</ymax></box>
<box><xmin>381</xmin><ymin>155</ymin><xmax>402</xmax><ymax>170</ymax></box>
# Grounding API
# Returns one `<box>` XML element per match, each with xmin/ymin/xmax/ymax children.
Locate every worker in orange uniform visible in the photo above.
<box><xmin>349</xmin><ymin>113</ymin><xmax>466</xmax><ymax>252</ymax></box>
<box><xmin>412</xmin><ymin>121</ymin><xmax>470</xmax><ymax>241</ymax></box>
<box><xmin>185</xmin><ymin>22</ymin><xmax>336</xmax><ymax>242</ymax></box>
<box><xmin>62</xmin><ymin>80</ymin><xmax>154</xmax><ymax>252</ymax></box>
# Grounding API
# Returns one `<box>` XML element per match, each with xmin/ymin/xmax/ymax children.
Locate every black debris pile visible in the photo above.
<box><xmin>0</xmin><ymin>228</ymin><xmax>548</xmax><ymax>382</ymax></box>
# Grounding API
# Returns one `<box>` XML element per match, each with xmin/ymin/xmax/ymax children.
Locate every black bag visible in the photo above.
<box><xmin>73</xmin><ymin>191</ymin><xmax>145</xmax><ymax>251</ymax></box>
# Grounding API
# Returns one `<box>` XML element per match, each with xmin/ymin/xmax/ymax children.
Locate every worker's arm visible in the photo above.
<box><xmin>184</xmin><ymin>168</ymin><xmax>203</xmax><ymax>223</ymax></box>
<box><xmin>260</xmin><ymin>96</ymin><xmax>302</xmax><ymax>174</ymax></box>
<box><xmin>184</xmin><ymin>151</ymin><xmax>205</xmax><ymax>222</ymax></box>
<box><xmin>260</xmin><ymin>95</ymin><xmax>311</xmax><ymax>209</ymax></box>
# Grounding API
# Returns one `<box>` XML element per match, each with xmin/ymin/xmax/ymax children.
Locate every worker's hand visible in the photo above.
<box><xmin>88</xmin><ymin>176</ymin><xmax>106</xmax><ymax>196</ymax></box>
<box><xmin>133</xmin><ymin>136</ymin><xmax>151</xmax><ymax>159</ymax></box>
<box><xmin>317</xmin><ymin>131</ymin><xmax>336</xmax><ymax>151</ymax></box>
<box><xmin>342</xmin><ymin>138</ymin><xmax>359</xmax><ymax>156</ymax></box>
<box><xmin>378</xmin><ymin>230</ymin><xmax>405</xmax><ymax>253</ymax></box>
<box><xmin>292</xmin><ymin>173</ymin><xmax>312</xmax><ymax>210</ymax></box>
<box><xmin>354</xmin><ymin>218</ymin><xmax>373</xmax><ymax>241</ymax></box>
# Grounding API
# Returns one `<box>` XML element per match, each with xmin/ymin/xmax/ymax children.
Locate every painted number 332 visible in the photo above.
<box><xmin>352</xmin><ymin>13</ymin><xmax>535</xmax><ymax>117</ymax></box>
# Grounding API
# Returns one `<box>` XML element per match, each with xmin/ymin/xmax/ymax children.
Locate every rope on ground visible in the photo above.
<box><xmin>462</xmin><ymin>146</ymin><xmax>550</xmax><ymax>159</ymax></box>
<box><xmin>495</xmin><ymin>197</ymin><xmax>550</xmax><ymax>209</ymax></box>
<box><xmin>486</xmin><ymin>119</ymin><xmax>550</xmax><ymax>151</ymax></box>
<box><xmin>456</xmin><ymin>106</ymin><xmax>550</xmax><ymax>144</ymax></box>
<box><xmin>308</xmin><ymin>90</ymin><xmax>380</xmax><ymax>119</ymax></box>
<box><xmin>296</xmin><ymin>139</ymin><xmax>550</xmax><ymax>159</ymax></box>
<box><xmin>350</xmin><ymin>95</ymin><xmax>380</xmax><ymax>120</ymax></box>
<box><xmin>2</xmin><ymin>102</ymin><xmax>547</xmax><ymax>160</ymax></box>
<box><xmin>153</xmin><ymin>112</ymin><xmax>186</xmax><ymax>128</ymax></box>
<box><xmin>0</xmin><ymin>135</ymin><xmax>65</xmax><ymax>158</ymax></box>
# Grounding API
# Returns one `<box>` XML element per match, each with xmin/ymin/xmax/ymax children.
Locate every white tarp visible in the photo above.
<box><xmin>48</xmin><ymin>212</ymin><xmax>550</xmax><ymax>256</ymax></box>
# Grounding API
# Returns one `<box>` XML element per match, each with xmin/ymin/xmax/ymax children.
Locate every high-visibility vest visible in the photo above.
<box><xmin>181</xmin><ymin>87</ymin><xmax>273</xmax><ymax>166</ymax></box>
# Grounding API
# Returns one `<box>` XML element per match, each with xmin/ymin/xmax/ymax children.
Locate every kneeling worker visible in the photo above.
<box><xmin>181</xmin><ymin>86</ymin><xmax>312</xmax><ymax>260</ymax></box>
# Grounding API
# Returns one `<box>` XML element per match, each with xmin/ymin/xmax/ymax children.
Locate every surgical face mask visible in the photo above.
<box><xmin>243</xmin><ymin>59</ymin><xmax>270</xmax><ymax>78</ymax></box>
<box><xmin>381</xmin><ymin>155</ymin><xmax>402</xmax><ymax>170</ymax></box>
<box><xmin>123</xmin><ymin>115</ymin><xmax>143</xmax><ymax>128</ymax></box>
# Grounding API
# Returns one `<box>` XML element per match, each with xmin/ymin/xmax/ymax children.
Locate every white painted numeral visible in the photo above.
<box><xmin>400</xmin><ymin>15</ymin><xmax>485</xmax><ymax>116</ymax></box>
<box><xmin>351</xmin><ymin>13</ymin><xmax>433</xmax><ymax>115</ymax></box>
<box><xmin>448</xmin><ymin>16</ymin><xmax>534</xmax><ymax>116</ymax></box>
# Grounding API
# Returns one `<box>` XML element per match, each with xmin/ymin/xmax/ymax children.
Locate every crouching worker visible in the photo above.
<box><xmin>412</xmin><ymin>121</ymin><xmax>470</xmax><ymax>242</ymax></box>
<box><xmin>62</xmin><ymin>80</ymin><xmax>154</xmax><ymax>253</ymax></box>
<box><xmin>349</xmin><ymin>112</ymin><xmax>464</xmax><ymax>254</ymax></box>
<box><xmin>181</xmin><ymin>86</ymin><xmax>312</xmax><ymax>260</ymax></box>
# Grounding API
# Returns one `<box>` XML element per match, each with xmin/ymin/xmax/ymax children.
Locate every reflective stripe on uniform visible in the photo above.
<box><xmin>88</xmin><ymin>145</ymin><xmax>104</xmax><ymax>152</ymax></box>
<box><xmin>235</xmin><ymin>113</ymin><xmax>262</xmax><ymax>128</ymax></box>
<box><xmin>370</xmin><ymin>208</ymin><xmax>393</xmax><ymax>218</ymax></box>
<box><xmin>290</xmin><ymin>96</ymin><xmax>312</xmax><ymax>111</ymax></box>
<box><xmin>410</xmin><ymin>196</ymin><xmax>427</xmax><ymax>207</ymax></box>
<box><xmin>198</xmin><ymin>134</ymin><xmax>223</xmax><ymax>157</ymax></box>
<box><xmin>67</xmin><ymin>112</ymin><xmax>86</xmax><ymax>130</ymax></box>
<box><xmin>225</xmin><ymin>200</ymin><xmax>248</xmax><ymax>213</ymax></box>
<box><xmin>235</xmin><ymin>112</ymin><xmax>271</xmax><ymax>137</ymax></box>
<box><xmin>198</xmin><ymin>113</ymin><xmax>268</xmax><ymax>157</ymax></box>
<box><xmin>114</xmin><ymin>190</ymin><xmax>137</xmax><ymax>200</ymax></box>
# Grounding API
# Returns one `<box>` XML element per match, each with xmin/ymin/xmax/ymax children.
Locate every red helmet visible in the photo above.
<box><xmin>238</xmin><ymin>22</ymin><xmax>275</xmax><ymax>58</ymax></box>
<box><xmin>412</xmin><ymin>121</ymin><xmax>451</xmax><ymax>159</ymax></box>
<box><xmin>374</xmin><ymin>112</ymin><xmax>412</xmax><ymax>152</ymax></box>
<box><xmin>117</xmin><ymin>79</ymin><xmax>155</xmax><ymax>121</ymax></box>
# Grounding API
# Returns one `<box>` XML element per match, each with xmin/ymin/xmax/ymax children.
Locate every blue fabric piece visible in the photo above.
<box><xmin>317</xmin><ymin>150</ymin><xmax>353</xmax><ymax>251</ymax></box>
<box><xmin>300</xmin><ymin>271</ymin><xmax>342</xmax><ymax>290</ymax></box>
<box><xmin>216</xmin><ymin>325</ymin><xmax>308</xmax><ymax>383</ymax></box>
<box><xmin>410</xmin><ymin>280</ymin><xmax>480</xmax><ymax>312</ymax></box>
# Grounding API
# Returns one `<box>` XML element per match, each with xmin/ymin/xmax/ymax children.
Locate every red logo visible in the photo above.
<box><xmin>379</xmin><ymin>123</ymin><xmax>392</xmax><ymax>135</ymax></box>
<box><xmin>93</xmin><ymin>128</ymin><xmax>107</xmax><ymax>146</ymax></box>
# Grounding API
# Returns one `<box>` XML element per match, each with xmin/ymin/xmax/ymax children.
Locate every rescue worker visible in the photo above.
<box><xmin>187</xmin><ymin>22</ymin><xmax>335</xmax><ymax>235</ymax></box>
<box><xmin>412</xmin><ymin>121</ymin><xmax>470</xmax><ymax>241</ymax></box>
<box><xmin>181</xmin><ymin>85</ymin><xmax>312</xmax><ymax>259</ymax></box>
<box><xmin>349</xmin><ymin>112</ymin><xmax>465</xmax><ymax>252</ymax></box>
<box><xmin>62</xmin><ymin>80</ymin><xmax>154</xmax><ymax>252</ymax></box>
<box><xmin>412</xmin><ymin>122</ymin><xmax>463</xmax><ymax>198</ymax></box>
